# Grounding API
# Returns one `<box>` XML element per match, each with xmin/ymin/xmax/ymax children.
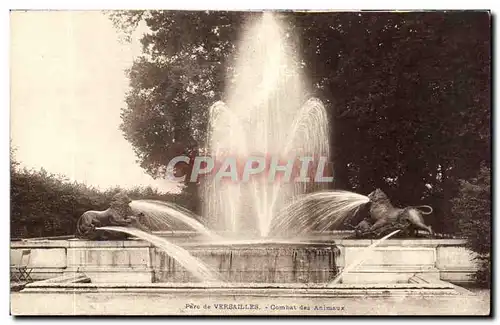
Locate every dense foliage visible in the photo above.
<box><xmin>451</xmin><ymin>164</ymin><xmax>491</xmax><ymax>287</ymax></box>
<box><xmin>10</xmin><ymin>150</ymin><xmax>194</xmax><ymax>238</ymax></box>
<box><xmin>111</xmin><ymin>11</ymin><xmax>491</xmax><ymax>234</ymax></box>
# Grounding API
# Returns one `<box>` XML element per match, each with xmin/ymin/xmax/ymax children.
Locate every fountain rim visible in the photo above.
<box><xmin>24</xmin><ymin>281</ymin><xmax>456</xmax><ymax>292</ymax></box>
<box><xmin>179</xmin><ymin>239</ymin><xmax>340</xmax><ymax>248</ymax></box>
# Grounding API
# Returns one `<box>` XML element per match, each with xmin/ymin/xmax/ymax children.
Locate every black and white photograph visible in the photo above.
<box><xmin>9</xmin><ymin>8</ymin><xmax>491</xmax><ymax>316</ymax></box>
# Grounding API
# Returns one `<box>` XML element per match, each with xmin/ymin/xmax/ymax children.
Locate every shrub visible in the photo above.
<box><xmin>451</xmin><ymin>163</ymin><xmax>491</xmax><ymax>287</ymax></box>
<box><xmin>10</xmin><ymin>163</ymin><xmax>193</xmax><ymax>239</ymax></box>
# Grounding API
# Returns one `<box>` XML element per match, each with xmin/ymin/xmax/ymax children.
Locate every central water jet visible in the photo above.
<box><xmin>203</xmin><ymin>12</ymin><xmax>331</xmax><ymax>237</ymax></box>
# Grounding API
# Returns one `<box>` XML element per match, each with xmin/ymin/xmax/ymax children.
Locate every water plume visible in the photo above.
<box><xmin>98</xmin><ymin>226</ymin><xmax>224</xmax><ymax>284</ymax></box>
<box><xmin>269</xmin><ymin>190</ymin><xmax>370</xmax><ymax>237</ymax></box>
<box><xmin>129</xmin><ymin>200</ymin><xmax>221</xmax><ymax>240</ymax></box>
<box><xmin>202</xmin><ymin>12</ymin><xmax>330</xmax><ymax>237</ymax></box>
<box><xmin>327</xmin><ymin>230</ymin><xmax>401</xmax><ymax>286</ymax></box>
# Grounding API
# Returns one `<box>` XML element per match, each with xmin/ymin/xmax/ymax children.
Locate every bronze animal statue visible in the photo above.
<box><xmin>353</xmin><ymin>218</ymin><xmax>372</xmax><ymax>237</ymax></box>
<box><xmin>364</xmin><ymin>188</ymin><xmax>434</xmax><ymax>237</ymax></box>
<box><xmin>76</xmin><ymin>192</ymin><xmax>150</xmax><ymax>240</ymax></box>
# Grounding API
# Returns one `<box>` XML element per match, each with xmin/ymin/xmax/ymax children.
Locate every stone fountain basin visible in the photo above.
<box><xmin>10</xmin><ymin>233</ymin><xmax>477</xmax><ymax>285</ymax></box>
<box><xmin>11</xmin><ymin>235</ymin><xmax>484</xmax><ymax>315</ymax></box>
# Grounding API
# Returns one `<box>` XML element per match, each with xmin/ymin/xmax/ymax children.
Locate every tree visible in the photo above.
<box><xmin>294</xmin><ymin>11</ymin><xmax>490</xmax><ymax>231</ymax></box>
<box><xmin>112</xmin><ymin>11</ymin><xmax>247</xmax><ymax>177</ymax></box>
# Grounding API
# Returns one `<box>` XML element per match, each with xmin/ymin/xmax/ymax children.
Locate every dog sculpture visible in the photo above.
<box><xmin>76</xmin><ymin>192</ymin><xmax>150</xmax><ymax>240</ymax></box>
<box><xmin>365</xmin><ymin>188</ymin><xmax>434</xmax><ymax>236</ymax></box>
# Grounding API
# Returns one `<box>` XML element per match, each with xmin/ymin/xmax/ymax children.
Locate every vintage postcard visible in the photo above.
<box><xmin>9</xmin><ymin>9</ymin><xmax>491</xmax><ymax>316</ymax></box>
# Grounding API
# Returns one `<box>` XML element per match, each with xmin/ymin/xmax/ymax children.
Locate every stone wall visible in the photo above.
<box><xmin>10</xmin><ymin>236</ymin><xmax>478</xmax><ymax>284</ymax></box>
<box><xmin>153</xmin><ymin>245</ymin><xmax>338</xmax><ymax>283</ymax></box>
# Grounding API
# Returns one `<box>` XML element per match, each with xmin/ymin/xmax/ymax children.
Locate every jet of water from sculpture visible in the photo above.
<box><xmin>129</xmin><ymin>200</ymin><xmax>221</xmax><ymax>240</ymax></box>
<box><xmin>98</xmin><ymin>226</ymin><xmax>224</xmax><ymax>284</ymax></box>
<box><xmin>327</xmin><ymin>230</ymin><xmax>401</xmax><ymax>286</ymax></box>
<box><xmin>269</xmin><ymin>190</ymin><xmax>370</xmax><ymax>237</ymax></box>
<box><xmin>203</xmin><ymin>12</ymin><xmax>330</xmax><ymax>237</ymax></box>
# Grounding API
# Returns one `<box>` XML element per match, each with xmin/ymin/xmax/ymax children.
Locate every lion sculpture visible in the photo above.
<box><xmin>353</xmin><ymin>188</ymin><xmax>433</xmax><ymax>238</ymax></box>
<box><xmin>75</xmin><ymin>192</ymin><xmax>150</xmax><ymax>240</ymax></box>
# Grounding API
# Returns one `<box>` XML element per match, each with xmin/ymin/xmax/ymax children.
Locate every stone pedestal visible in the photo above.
<box><xmin>10</xmin><ymin>240</ymin><xmax>68</xmax><ymax>281</ymax></box>
<box><xmin>340</xmin><ymin>246</ymin><xmax>439</xmax><ymax>283</ymax></box>
<box><xmin>64</xmin><ymin>239</ymin><xmax>154</xmax><ymax>283</ymax></box>
<box><xmin>336</xmin><ymin>239</ymin><xmax>475</xmax><ymax>284</ymax></box>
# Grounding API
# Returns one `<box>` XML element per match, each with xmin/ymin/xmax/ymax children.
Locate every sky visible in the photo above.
<box><xmin>10</xmin><ymin>11</ymin><xmax>180</xmax><ymax>193</ymax></box>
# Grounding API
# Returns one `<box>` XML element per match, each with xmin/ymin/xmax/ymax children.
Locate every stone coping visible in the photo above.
<box><xmin>337</xmin><ymin>239</ymin><xmax>466</xmax><ymax>246</ymax></box>
<box><xmin>11</xmin><ymin>238</ymin><xmax>466</xmax><ymax>249</ymax></box>
<box><xmin>25</xmin><ymin>281</ymin><xmax>455</xmax><ymax>290</ymax></box>
<box><xmin>11</xmin><ymin>240</ymin><xmax>71</xmax><ymax>248</ymax></box>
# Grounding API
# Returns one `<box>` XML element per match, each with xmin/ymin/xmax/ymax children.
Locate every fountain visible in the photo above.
<box><xmin>81</xmin><ymin>11</ymin><xmax>359</xmax><ymax>283</ymax></box>
<box><xmin>10</xmin><ymin>12</ymin><xmax>481</xmax><ymax>315</ymax></box>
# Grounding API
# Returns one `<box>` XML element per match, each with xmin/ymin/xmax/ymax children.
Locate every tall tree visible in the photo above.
<box><xmin>112</xmin><ymin>11</ymin><xmax>245</xmax><ymax>174</ymax></box>
<box><xmin>293</xmin><ymin>11</ymin><xmax>490</xmax><ymax>230</ymax></box>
